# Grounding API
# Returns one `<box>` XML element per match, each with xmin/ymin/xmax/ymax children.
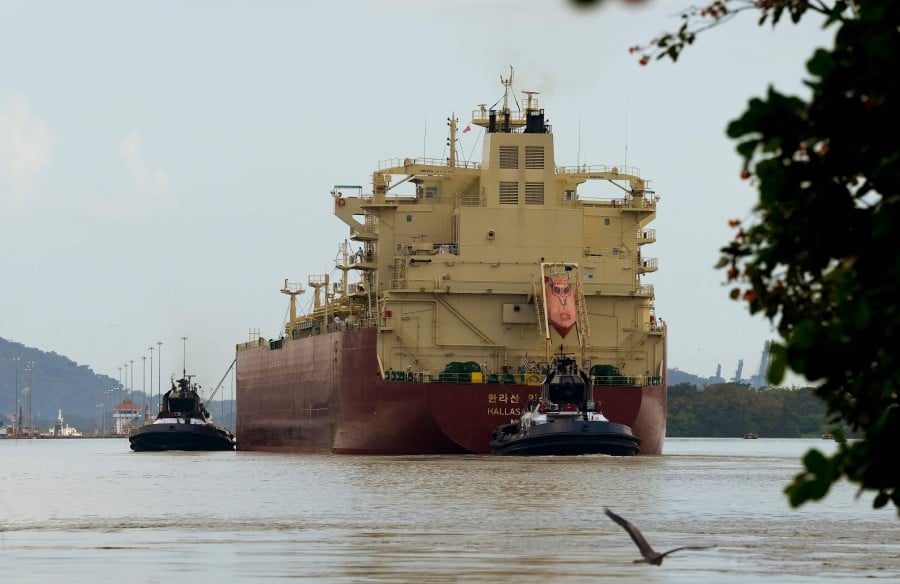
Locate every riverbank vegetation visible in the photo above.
<box><xmin>667</xmin><ymin>382</ymin><xmax>837</xmax><ymax>438</ymax></box>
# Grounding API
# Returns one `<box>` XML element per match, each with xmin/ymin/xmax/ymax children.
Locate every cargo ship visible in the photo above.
<box><xmin>236</xmin><ymin>70</ymin><xmax>667</xmax><ymax>454</ymax></box>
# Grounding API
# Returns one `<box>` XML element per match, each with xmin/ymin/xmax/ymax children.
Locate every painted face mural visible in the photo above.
<box><xmin>546</xmin><ymin>276</ymin><xmax>576</xmax><ymax>337</ymax></box>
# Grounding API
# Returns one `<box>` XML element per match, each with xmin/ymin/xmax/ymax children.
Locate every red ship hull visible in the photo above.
<box><xmin>236</xmin><ymin>328</ymin><xmax>666</xmax><ymax>455</ymax></box>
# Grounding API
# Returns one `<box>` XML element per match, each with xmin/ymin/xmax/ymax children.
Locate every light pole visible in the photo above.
<box><xmin>21</xmin><ymin>387</ymin><xmax>30</xmax><ymax>435</ymax></box>
<box><xmin>157</xmin><ymin>341</ymin><xmax>162</xmax><ymax>410</ymax></box>
<box><xmin>96</xmin><ymin>399</ymin><xmax>104</xmax><ymax>434</ymax></box>
<box><xmin>106</xmin><ymin>387</ymin><xmax>115</xmax><ymax>434</ymax></box>
<box><xmin>118</xmin><ymin>366</ymin><xmax>122</xmax><ymax>406</ymax></box>
<box><xmin>148</xmin><ymin>345</ymin><xmax>154</xmax><ymax>413</ymax></box>
<box><xmin>130</xmin><ymin>359</ymin><xmax>134</xmax><ymax>401</ymax></box>
<box><xmin>141</xmin><ymin>355</ymin><xmax>146</xmax><ymax>422</ymax></box>
<box><xmin>25</xmin><ymin>361</ymin><xmax>34</xmax><ymax>434</ymax></box>
<box><xmin>12</xmin><ymin>356</ymin><xmax>19</xmax><ymax>436</ymax></box>
<box><xmin>181</xmin><ymin>336</ymin><xmax>188</xmax><ymax>374</ymax></box>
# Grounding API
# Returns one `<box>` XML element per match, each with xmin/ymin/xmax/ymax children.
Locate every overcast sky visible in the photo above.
<box><xmin>1</xmin><ymin>1</ymin><xmax>833</xmax><ymax>392</ymax></box>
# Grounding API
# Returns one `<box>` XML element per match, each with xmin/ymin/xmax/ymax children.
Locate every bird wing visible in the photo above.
<box><xmin>605</xmin><ymin>508</ymin><xmax>656</xmax><ymax>558</ymax></box>
<box><xmin>658</xmin><ymin>545</ymin><xmax>715</xmax><ymax>559</ymax></box>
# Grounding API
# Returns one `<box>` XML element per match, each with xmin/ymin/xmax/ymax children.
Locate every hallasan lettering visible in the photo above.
<box><xmin>487</xmin><ymin>407</ymin><xmax>521</xmax><ymax>416</ymax></box>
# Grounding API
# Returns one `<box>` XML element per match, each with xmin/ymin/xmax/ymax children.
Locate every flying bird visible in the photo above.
<box><xmin>605</xmin><ymin>507</ymin><xmax>714</xmax><ymax>565</ymax></box>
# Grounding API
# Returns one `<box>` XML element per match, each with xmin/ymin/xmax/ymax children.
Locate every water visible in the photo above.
<box><xmin>1</xmin><ymin>438</ymin><xmax>897</xmax><ymax>583</ymax></box>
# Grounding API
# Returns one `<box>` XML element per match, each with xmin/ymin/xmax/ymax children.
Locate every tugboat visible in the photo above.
<box><xmin>129</xmin><ymin>373</ymin><xmax>236</xmax><ymax>452</ymax></box>
<box><xmin>489</xmin><ymin>350</ymin><xmax>641</xmax><ymax>456</ymax></box>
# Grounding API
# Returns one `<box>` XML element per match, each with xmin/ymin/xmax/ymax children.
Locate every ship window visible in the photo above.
<box><xmin>565</xmin><ymin>190</ymin><xmax>575</xmax><ymax>201</ymax></box>
<box><xmin>406</xmin><ymin>215</ymin><xmax>412</xmax><ymax>222</ymax></box>
<box><xmin>604</xmin><ymin>218</ymin><xmax>610</xmax><ymax>225</ymax></box>
<box><xmin>525</xmin><ymin>182</ymin><xmax>544</xmax><ymax>205</ymax></box>
<box><xmin>499</xmin><ymin>181</ymin><xmax>519</xmax><ymax>205</ymax></box>
<box><xmin>525</xmin><ymin>146</ymin><xmax>544</xmax><ymax>169</ymax></box>
<box><xmin>426</xmin><ymin>187</ymin><xmax>437</xmax><ymax>198</ymax></box>
<box><xmin>499</xmin><ymin>146</ymin><xmax>519</xmax><ymax>169</ymax></box>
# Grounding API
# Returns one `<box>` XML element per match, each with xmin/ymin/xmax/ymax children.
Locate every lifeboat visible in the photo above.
<box><xmin>546</xmin><ymin>276</ymin><xmax>576</xmax><ymax>337</ymax></box>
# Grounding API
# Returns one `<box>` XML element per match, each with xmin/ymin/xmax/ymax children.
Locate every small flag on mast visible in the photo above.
<box><xmin>462</xmin><ymin>125</ymin><xmax>471</xmax><ymax>133</ymax></box>
<box><xmin>523</xmin><ymin>352</ymin><xmax>529</xmax><ymax>371</ymax></box>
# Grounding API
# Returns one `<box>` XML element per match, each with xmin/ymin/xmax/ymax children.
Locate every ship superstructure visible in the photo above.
<box><xmin>236</xmin><ymin>70</ymin><xmax>667</xmax><ymax>454</ymax></box>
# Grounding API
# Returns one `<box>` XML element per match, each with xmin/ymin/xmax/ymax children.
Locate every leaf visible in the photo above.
<box><xmin>803</xmin><ymin>449</ymin><xmax>829</xmax><ymax>475</ymax></box>
<box><xmin>767</xmin><ymin>350</ymin><xmax>786</xmax><ymax>385</ymax></box>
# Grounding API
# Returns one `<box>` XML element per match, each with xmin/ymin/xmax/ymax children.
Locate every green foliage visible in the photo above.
<box><xmin>580</xmin><ymin>0</ymin><xmax>900</xmax><ymax>514</ymax></box>
<box><xmin>626</xmin><ymin>0</ymin><xmax>900</xmax><ymax>514</ymax></box>
<box><xmin>668</xmin><ymin>382</ymin><xmax>830</xmax><ymax>438</ymax></box>
<box><xmin>721</xmin><ymin>0</ymin><xmax>900</xmax><ymax>515</ymax></box>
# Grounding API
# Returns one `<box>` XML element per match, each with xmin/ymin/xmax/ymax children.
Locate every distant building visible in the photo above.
<box><xmin>113</xmin><ymin>399</ymin><xmax>142</xmax><ymax>434</ymax></box>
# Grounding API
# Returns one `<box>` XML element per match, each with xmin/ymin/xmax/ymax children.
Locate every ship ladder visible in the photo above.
<box><xmin>391</xmin><ymin>257</ymin><xmax>407</xmax><ymax>289</ymax></box>
<box><xmin>572</xmin><ymin>267</ymin><xmax>592</xmax><ymax>363</ymax></box>
<box><xmin>394</xmin><ymin>328</ymin><xmax>433</xmax><ymax>372</ymax></box>
<box><xmin>617</xmin><ymin>327</ymin><xmax>649</xmax><ymax>371</ymax></box>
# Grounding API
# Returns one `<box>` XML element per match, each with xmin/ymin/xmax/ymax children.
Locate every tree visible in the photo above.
<box><xmin>573</xmin><ymin>0</ymin><xmax>899</xmax><ymax>514</ymax></box>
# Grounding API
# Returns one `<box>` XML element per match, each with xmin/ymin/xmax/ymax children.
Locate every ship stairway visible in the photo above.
<box><xmin>394</xmin><ymin>328</ymin><xmax>434</xmax><ymax>372</ymax></box>
<box><xmin>350</xmin><ymin>213</ymin><xmax>378</xmax><ymax>241</ymax></box>
<box><xmin>617</xmin><ymin>327</ymin><xmax>650</xmax><ymax>371</ymax></box>
<box><xmin>451</xmin><ymin>177</ymin><xmax>484</xmax><ymax>207</ymax></box>
<box><xmin>433</xmin><ymin>295</ymin><xmax>497</xmax><ymax>347</ymax></box>
<box><xmin>572</xmin><ymin>268</ymin><xmax>591</xmax><ymax>361</ymax></box>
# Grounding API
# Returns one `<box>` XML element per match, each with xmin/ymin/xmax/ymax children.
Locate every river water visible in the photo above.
<box><xmin>0</xmin><ymin>438</ymin><xmax>897</xmax><ymax>583</ymax></box>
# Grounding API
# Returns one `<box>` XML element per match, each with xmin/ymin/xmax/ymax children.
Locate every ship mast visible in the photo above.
<box><xmin>280</xmin><ymin>279</ymin><xmax>305</xmax><ymax>334</ymax></box>
<box><xmin>308</xmin><ymin>274</ymin><xmax>330</xmax><ymax>324</ymax></box>
<box><xmin>501</xmin><ymin>66</ymin><xmax>513</xmax><ymax>114</ymax></box>
<box><xmin>447</xmin><ymin>115</ymin><xmax>458</xmax><ymax>168</ymax></box>
<box><xmin>336</xmin><ymin>240</ymin><xmax>351</xmax><ymax>298</ymax></box>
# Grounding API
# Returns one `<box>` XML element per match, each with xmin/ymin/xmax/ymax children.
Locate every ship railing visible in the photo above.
<box><xmin>637</xmin><ymin>228</ymin><xmax>656</xmax><ymax>242</ymax></box>
<box><xmin>236</xmin><ymin>338</ymin><xmax>269</xmax><ymax>351</ymax></box>
<box><xmin>379</xmin><ymin>370</ymin><xmax>664</xmax><ymax>387</ymax></box>
<box><xmin>377</xmin><ymin>157</ymin><xmax>482</xmax><ymax>171</ymax></box>
<box><xmin>640</xmin><ymin>258</ymin><xmax>659</xmax><ymax>271</ymax></box>
<box><xmin>587</xmin><ymin>283</ymin><xmax>654</xmax><ymax>297</ymax></box>
<box><xmin>557</xmin><ymin>164</ymin><xmax>641</xmax><ymax>177</ymax></box>
<box><xmin>324</xmin><ymin>317</ymin><xmax>381</xmax><ymax>333</ymax></box>
<box><xmin>394</xmin><ymin>242</ymin><xmax>458</xmax><ymax>256</ymax></box>
<box><xmin>621</xmin><ymin>195</ymin><xmax>658</xmax><ymax>210</ymax></box>
<box><xmin>575</xmin><ymin>195</ymin><xmax>658</xmax><ymax>210</ymax></box>
<box><xmin>592</xmin><ymin>374</ymin><xmax>663</xmax><ymax>387</ymax></box>
<box><xmin>471</xmin><ymin>109</ymin><xmax>532</xmax><ymax>125</ymax></box>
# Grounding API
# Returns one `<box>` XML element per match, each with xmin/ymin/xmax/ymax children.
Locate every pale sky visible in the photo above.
<box><xmin>1</xmin><ymin>1</ymin><xmax>832</xmax><ymax>390</ymax></box>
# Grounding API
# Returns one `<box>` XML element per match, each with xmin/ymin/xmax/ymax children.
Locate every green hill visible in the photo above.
<box><xmin>1</xmin><ymin>336</ymin><xmax>236</xmax><ymax>433</ymax></box>
<box><xmin>1</xmin><ymin>337</ymin><xmax>121</xmax><ymax>432</ymax></box>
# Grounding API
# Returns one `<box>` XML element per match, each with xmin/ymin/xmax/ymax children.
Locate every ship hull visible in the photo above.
<box><xmin>489</xmin><ymin>420</ymin><xmax>641</xmax><ymax>457</ymax></box>
<box><xmin>236</xmin><ymin>328</ymin><xmax>666</xmax><ymax>455</ymax></box>
<box><xmin>129</xmin><ymin>423</ymin><xmax>236</xmax><ymax>452</ymax></box>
